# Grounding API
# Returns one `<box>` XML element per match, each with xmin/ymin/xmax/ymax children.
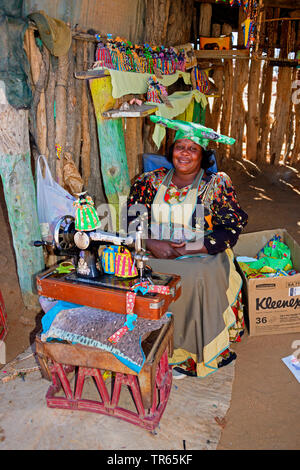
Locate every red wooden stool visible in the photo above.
<box><xmin>0</xmin><ymin>290</ymin><xmax>8</xmax><ymax>342</ymax></box>
<box><xmin>36</xmin><ymin>318</ymin><xmax>174</xmax><ymax>431</ymax></box>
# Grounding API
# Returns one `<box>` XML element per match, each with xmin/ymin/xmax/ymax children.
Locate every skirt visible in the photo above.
<box><xmin>147</xmin><ymin>248</ymin><xmax>244</xmax><ymax>377</ymax></box>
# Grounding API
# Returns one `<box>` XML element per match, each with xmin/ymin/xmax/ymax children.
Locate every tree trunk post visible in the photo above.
<box><xmin>0</xmin><ymin>90</ymin><xmax>44</xmax><ymax>310</ymax></box>
<box><xmin>89</xmin><ymin>76</ymin><xmax>130</xmax><ymax>231</ymax></box>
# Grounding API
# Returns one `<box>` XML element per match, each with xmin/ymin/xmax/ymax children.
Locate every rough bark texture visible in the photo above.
<box><xmin>199</xmin><ymin>3</ymin><xmax>212</xmax><ymax>37</ymax></box>
<box><xmin>55</xmin><ymin>53</ymin><xmax>69</xmax><ymax>185</ymax></box>
<box><xmin>45</xmin><ymin>53</ymin><xmax>56</xmax><ymax>178</ymax></box>
<box><xmin>124</xmin><ymin>117</ymin><xmax>144</xmax><ymax>181</ymax></box>
<box><xmin>230</xmin><ymin>60</ymin><xmax>249</xmax><ymax>160</ymax></box>
<box><xmin>81</xmin><ymin>41</ymin><xmax>91</xmax><ymax>188</ymax></box>
<box><xmin>144</xmin><ymin>0</ymin><xmax>194</xmax><ymax>46</ymax></box>
<box><xmin>86</xmin><ymin>41</ymin><xmax>106</xmax><ymax>207</ymax></box>
<box><xmin>89</xmin><ymin>76</ymin><xmax>131</xmax><ymax>231</ymax></box>
<box><xmin>0</xmin><ymin>100</ymin><xmax>44</xmax><ymax>310</ymax></box>
<box><xmin>65</xmin><ymin>40</ymin><xmax>77</xmax><ymax>157</ymax></box>
<box><xmin>269</xmin><ymin>65</ymin><xmax>292</xmax><ymax>165</ymax></box>
<box><xmin>24</xmin><ymin>29</ymin><xmax>48</xmax><ymax>158</ymax></box>
<box><xmin>74</xmin><ymin>41</ymin><xmax>84</xmax><ymax>170</ymax></box>
<box><xmin>246</xmin><ymin>59</ymin><xmax>261</xmax><ymax>162</ymax></box>
<box><xmin>230</xmin><ymin>8</ymin><xmax>248</xmax><ymax>160</ymax></box>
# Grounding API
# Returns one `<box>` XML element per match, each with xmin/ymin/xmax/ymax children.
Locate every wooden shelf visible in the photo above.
<box><xmin>102</xmin><ymin>103</ymin><xmax>158</xmax><ymax>118</ymax></box>
<box><xmin>75</xmin><ymin>70</ymin><xmax>109</xmax><ymax>80</ymax></box>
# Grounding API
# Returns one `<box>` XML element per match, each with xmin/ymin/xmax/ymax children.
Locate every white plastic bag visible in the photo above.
<box><xmin>36</xmin><ymin>155</ymin><xmax>75</xmax><ymax>240</ymax></box>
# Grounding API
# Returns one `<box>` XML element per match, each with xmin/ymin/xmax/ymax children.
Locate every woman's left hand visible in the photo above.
<box><xmin>170</xmin><ymin>241</ymin><xmax>208</xmax><ymax>256</ymax></box>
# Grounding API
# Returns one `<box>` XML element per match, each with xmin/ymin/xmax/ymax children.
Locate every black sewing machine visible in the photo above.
<box><xmin>35</xmin><ymin>215</ymin><xmax>174</xmax><ymax>290</ymax></box>
<box><xmin>34</xmin><ymin>215</ymin><xmax>181</xmax><ymax>319</ymax></box>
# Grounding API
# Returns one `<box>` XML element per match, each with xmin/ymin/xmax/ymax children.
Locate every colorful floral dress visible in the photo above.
<box><xmin>127</xmin><ymin>167</ymin><xmax>247</xmax><ymax>374</ymax></box>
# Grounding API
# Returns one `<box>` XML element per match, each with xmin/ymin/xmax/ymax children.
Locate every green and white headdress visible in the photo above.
<box><xmin>150</xmin><ymin>115</ymin><xmax>235</xmax><ymax>149</ymax></box>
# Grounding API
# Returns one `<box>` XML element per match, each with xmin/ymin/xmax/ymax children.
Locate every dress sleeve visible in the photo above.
<box><xmin>203</xmin><ymin>172</ymin><xmax>248</xmax><ymax>255</ymax></box>
<box><xmin>125</xmin><ymin>172</ymin><xmax>157</xmax><ymax>235</ymax></box>
<box><xmin>127</xmin><ymin>173</ymin><xmax>156</xmax><ymax>210</ymax></box>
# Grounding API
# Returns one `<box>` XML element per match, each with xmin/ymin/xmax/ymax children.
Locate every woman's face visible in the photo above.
<box><xmin>172</xmin><ymin>139</ymin><xmax>202</xmax><ymax>175</ymax></box>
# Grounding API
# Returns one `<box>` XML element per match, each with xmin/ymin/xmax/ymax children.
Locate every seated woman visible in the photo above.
<box><xmin>127</xmin><ymin>116</ymin><xmax>248</xmax><ymax>378</ymax></box>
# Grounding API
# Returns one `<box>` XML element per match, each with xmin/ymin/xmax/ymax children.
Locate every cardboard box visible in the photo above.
<box><xmin>234</xmin><ymin>229</ymin><xmax>300</xmax><ymax>337</ymax></box>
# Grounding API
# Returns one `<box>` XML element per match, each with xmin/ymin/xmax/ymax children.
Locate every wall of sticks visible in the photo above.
<box><xmin>24</xmin><ymin>28</ymin><xmax>107</xmax><ymax>207</ymax></box>
<box><xmin>194</xmin><ymin>2</ymin><xmax>300</xmax><ymax>168</ymax></box>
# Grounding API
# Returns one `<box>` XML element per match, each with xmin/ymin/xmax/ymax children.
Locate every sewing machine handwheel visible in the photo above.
<box><xmin>53</xmin><ymin>215</ymin><xmax>76</xmax><ymax>251</ymax></box>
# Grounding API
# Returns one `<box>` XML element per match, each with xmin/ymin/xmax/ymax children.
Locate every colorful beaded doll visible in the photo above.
<box><xmin>73</xmin><ymin>192</ymin><xmax>101</xmax><ymax>231</ymax></box>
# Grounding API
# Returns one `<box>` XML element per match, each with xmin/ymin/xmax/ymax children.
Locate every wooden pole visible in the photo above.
<box><xmin>86</xmin><ymin>41</ymin><xmax>106</xmax><ymax>206</ymax></box>
<box><xmin>290</xmin><ymin>95</ymin><xmax>300</xmax><ymax>166</ymax></box>
<box><xmin>257</xmin><ymin>8</ymin><xmax>277</xmax><ymax>163</ymax></box>
<box><xmin>0</xmin><ymin>97</ymin><xmax>44</xmax><ymax>310</ymax></box>
<box><xmin>55</xmin><ymin>53</ymin><xmax>69</xmax><ymax>185</ymax></box>
<box><xmin>74</xmin><ymin>41</ymin><xmax>83</xmax><ymax>170</ymax></box>
<box><xmin>219</xmin><ymin>24</ymin><xmax>233</xmax><ymax>162</ymax></box>
<box><xmin>124</xmin><ymin>117</ymin><xmax>143</xmax><ymax>182</ymax></box>
<box><xmin>283</xmin><ymin>70</ymin><xmax>295</xmax><ymax>164</ymax></box>
<box><xmin>199</xmin><ymin>3</ymin><xmax>212</xmax><ymax>37</ymax></box>
<box><xmin>230</xmin><ymin>8</ymin><xmax>249</xmax><ymax>160</ymax></box>
<box><xmin>24</xmin><ymin>29</ymin><xmax>48</xmax><ymax>157</ymax></box>
<box><xmin>45</xmin><ymin>51</ymin><xmax>56</xmax><ymax>178</ymax></box>
<box><xmin>81</xmin><ymin>41</ymin><xmax>91</xmax><ymax>188</ymax></box>
<box><xmin>269</xmin><ymin>65</ymin><xmax>292</xmax><ymax>165</ymax></box>
<box><xmin>246</xmin><ymin>58</ymin><xmax>261</xmax><ymax>162</ymax></box>
<box><xmin>269</xmin><ymin>21</ymin><xmax>293</xmax><ymax>165</ymax></box>
<box><xmin>65</xmin><ymin>40</ymin><xmax>77</xmax><ymax>158</ymax></box>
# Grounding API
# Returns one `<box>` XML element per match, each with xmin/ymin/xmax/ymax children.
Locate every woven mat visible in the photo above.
<box><xmin>0</xmin><ymin>347</ymin><xmax>235</xmax><ymax>450</ymax></box>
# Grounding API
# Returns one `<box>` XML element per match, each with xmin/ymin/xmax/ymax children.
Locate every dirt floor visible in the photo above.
<box><xmin>0</xmin><ymin>158</ymin><xmax>300</xmax><ymax>450</ymax></box>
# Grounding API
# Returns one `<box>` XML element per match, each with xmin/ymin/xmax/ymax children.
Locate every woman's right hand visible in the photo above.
<box><xmin>146</xmin><ymin>239</ymin><xmax>183</xmax><ymax>259</ymax></box>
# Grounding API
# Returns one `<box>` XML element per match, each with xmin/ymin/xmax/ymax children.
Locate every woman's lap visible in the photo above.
<box><xmin>147</xmin><ymin>250</ymin><xmax>239</xmax><ymax>364</ymax></box>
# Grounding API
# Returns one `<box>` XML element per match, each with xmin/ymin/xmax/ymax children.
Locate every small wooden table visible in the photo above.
<box><xmin>35</xmin><ymin>316</ymin><xmax>174</xmax><ymax>431</ymax></box>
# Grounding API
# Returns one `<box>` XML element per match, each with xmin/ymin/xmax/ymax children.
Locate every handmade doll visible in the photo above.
<box><xmin>73</xmin><ymin>192</ymin><xmax>101</xmax><ymax>231</ymax></box>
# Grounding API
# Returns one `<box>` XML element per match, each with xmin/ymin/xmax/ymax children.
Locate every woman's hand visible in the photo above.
<box><xmin>146</xmin><ymin>239</ymin><xmax>183</xmax><ymax>259</ymax></box>
<box><xmin>170</xmin><ymin>240</ymin><xmax>208</xmax><ymax>256</ymax></box>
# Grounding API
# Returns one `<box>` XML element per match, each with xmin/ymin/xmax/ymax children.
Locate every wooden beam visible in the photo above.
<box><xmin>263</xmin><ymin>0</ymin><xmax>300</xmax><ymax>8</ymax></box>
<box><xmin>195</xmin><ymin>49</ymin><xmax>250</xmax><ymax>59</ymax></box>
<box><xmin>102</xmin><ymin>104</ymin><xmax>158</xmax><ymax>119</ymax></box>
<box><xmin>194</xmin><ymin>0</ymin><xmax>230</xmax><ymax>3</ymax></box>
<box><xmin>263</xmin><ymin>17</ymin><xmax>300</xmax><ymax>22</ymax></box>
<box><xmin>75</xmin><ymin>70</ymin><xmax>109</xmax><ymax>80</ymax></box>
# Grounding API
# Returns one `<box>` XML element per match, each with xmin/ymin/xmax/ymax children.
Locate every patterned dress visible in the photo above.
<box><xmin>127</xmin><ymin>167</ymin><xmax>248</xmax><ymax>254</ymax></box>
<box><xmin>127</xmin><ymin>167</ymin><xmax>248</xmax><ymax>374</ymax></box>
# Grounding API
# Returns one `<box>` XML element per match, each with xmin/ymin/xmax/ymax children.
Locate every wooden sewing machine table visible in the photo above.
<box><xmin>36</xmin><ymin>316</ymin><xmax>174</xmax><ymax>431</ymax></box>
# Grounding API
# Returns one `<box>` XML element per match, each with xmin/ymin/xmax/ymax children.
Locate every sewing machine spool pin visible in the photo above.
<box><xmin>133</xmin><ymin>225</ymin><xmax>149</xmax><ymax>281</ymax></box>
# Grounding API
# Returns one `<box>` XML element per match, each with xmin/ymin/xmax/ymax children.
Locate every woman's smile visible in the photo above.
<box><xmin>172</xmin><ymin>139</ymin><xmax>203</xmax><ymax>176</ymax></box>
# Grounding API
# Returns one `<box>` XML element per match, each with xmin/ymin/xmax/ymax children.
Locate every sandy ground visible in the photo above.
<box><xmin>0</xmin><ymin>159</ymin><xmax>300</xmax><ymax>450</ymax></box>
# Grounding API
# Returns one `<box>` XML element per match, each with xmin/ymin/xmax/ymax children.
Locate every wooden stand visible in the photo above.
<box><xmin>35</xmin><ymin>317</ymin><xmax>174</xmax><ymax>431</ymax></box>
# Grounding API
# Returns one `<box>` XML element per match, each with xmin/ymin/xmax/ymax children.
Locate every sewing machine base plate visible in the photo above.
<box><xmin>65</xmin><ymin>272</ymin><xmax>173</xmax><ymax>292</ymax></box>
